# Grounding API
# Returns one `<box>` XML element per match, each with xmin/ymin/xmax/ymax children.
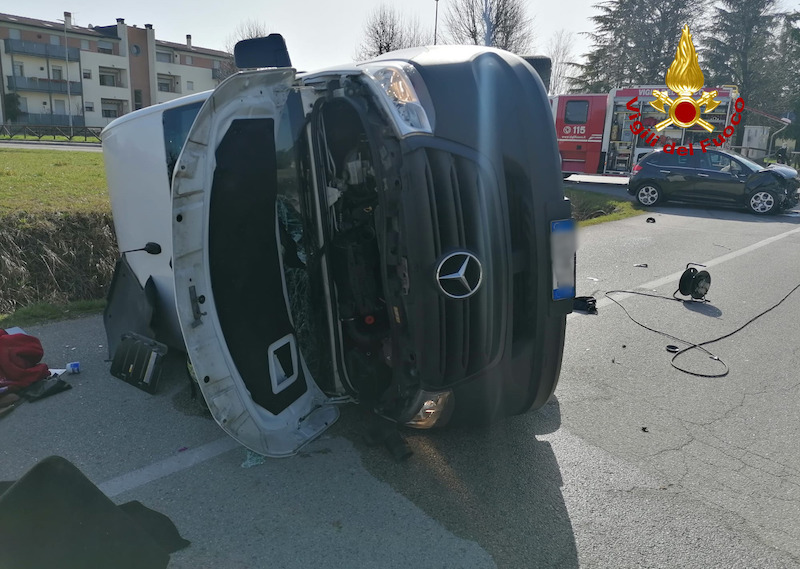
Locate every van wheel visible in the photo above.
<box><xmin>748</xmin><ymin>190</ymin><xmax>777</xmax><ymax>215</ymax></box>
<box><xmin>636</xmin><ymin>183</ymin><xmax>662</xmax><ymax>206</ymax></box>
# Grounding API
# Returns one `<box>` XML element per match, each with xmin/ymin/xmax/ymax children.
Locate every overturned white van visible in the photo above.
<box><xmin>102</xmin><ymin>36</ymin><xmax>575</xmax><ymax>457</ymax></box>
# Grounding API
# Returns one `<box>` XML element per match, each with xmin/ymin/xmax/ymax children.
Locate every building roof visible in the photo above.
<box><xmin>0</xmin><ymin>12</ymin><xmax>118</xmax><ymax>39</ymax></box>
<box><xmin>155</xmin><ymin>39</ymin><xmax>229</xmax><ymax>59</ymax></box>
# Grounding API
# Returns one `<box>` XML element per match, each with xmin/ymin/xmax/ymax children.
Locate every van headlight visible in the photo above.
<box><xmin>360</xmin><ymin>62</ymin><xmax>432</xmax><ymax>137</ymax></box>
<box><xmin>404</xmin><ymin>389</ymin><xmax>453</xmax><ymax>429</ymax></box>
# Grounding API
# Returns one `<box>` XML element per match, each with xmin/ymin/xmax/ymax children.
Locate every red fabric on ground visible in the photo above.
<box><xmin>0</xmin><ymin>329</ymin><xmax>50</xmax><ymax>391</ymax></box>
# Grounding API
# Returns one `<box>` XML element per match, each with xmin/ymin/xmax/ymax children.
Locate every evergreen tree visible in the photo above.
<box><xmin>573</xmin><ymin>0</ymin><xmax>703</xmax><ymax>92</ymax></box>
<box><xmin>701</xmin><ymin>0</ymin><xmax>781</xmax><ymax>114</ymax></box>
<box><xmin>772</xmin><ymin>12</ymin><xmax>800</xmax><ymax>145</ymax></box>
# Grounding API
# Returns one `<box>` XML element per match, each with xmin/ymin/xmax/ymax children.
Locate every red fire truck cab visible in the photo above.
<box><xmin>550</xmin><ymin>94</ymin><xmax>607</xmax><ymax>176</ymax></box>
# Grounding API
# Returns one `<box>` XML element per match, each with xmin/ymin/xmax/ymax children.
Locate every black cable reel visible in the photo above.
<box><xmin>676</xmin><ymin>263</ymin><xmax>711</xmax><ymax>301</ymax></box>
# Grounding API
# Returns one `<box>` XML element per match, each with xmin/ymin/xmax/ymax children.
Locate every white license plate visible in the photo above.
<box><xmin>551</xmin><ymin>219</ymin><xmax>576</xmax><ymax>300</ymax></box>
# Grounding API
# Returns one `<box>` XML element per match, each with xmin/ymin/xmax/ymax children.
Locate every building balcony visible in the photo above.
<box><xmin>7</xmin><ymin>75</ymin><xmax>83</xmax><ymax>95</ymax></box>
<box><xmin>3</xmin><ymin>38</ymin><xmax>81</xmax><ymax>62</ymax></box>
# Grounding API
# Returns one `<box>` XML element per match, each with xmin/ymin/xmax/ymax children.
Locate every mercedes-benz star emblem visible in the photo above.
<box><xmin>436</xmin><ymin>252</ymin><xmax>483</xmax><ymax>299</ymax></box>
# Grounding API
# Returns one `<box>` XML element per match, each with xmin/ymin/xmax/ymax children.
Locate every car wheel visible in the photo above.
<box><xmin>636</xmin><ymin>183</ymin><xmax>662</xmax><ymax>207</ymax></box>
<box><xmin>748</xmin><ymin>190</ymin><xmax>778</xmax><ymax>215</ymax></box>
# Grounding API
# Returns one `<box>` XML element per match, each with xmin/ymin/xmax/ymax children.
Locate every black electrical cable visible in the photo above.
<box><xmin>605</xmin><ymin>281</ymin><xmax>800</xmax><ymax>378</ymax></box>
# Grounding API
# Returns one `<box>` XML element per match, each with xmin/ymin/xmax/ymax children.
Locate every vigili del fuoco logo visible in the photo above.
<box><xmin>625</xmin><ymin>25</ymin><xmax>745</xmax><ymax>155</ymax></box>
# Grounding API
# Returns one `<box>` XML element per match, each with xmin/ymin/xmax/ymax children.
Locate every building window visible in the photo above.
<box><xmin>130</xmin><ymin>44</ymin><xmax>141</xmax><ymax>56</ymax></box>
<box><xmin>83</xmin><ymin>69</ymin><xmax>91</xmax><ymax>79</ymax></box>
<box><xmin>185</xmin><ymin>55</ymin><xmax>192</xmax><ymax>65</ymax></box>
<box><xmin>85</xmin><ymin>102</ymin><xmax>95</xmax><ymax>112</ymax></box>
<box><xmin>98</xmin><ymin>67</ymin><xmax>124</xmax><ymax>88</ymax></box>
<box><xmin>9</xmin><ymin>28</ymin><xmax>21</xmax><ymax>40</ymax></box>
<box><xmin>157</xmin><ymin>74</ymin><xmax>179</xmax><ymax>93</ymax></box>
<box><xmin>134</xmin><ymin>89</ymin><xmax>143</xmax><ymax>110</ymax></box>
<box><xmin>13</xmin><ymin>62</ymin><xmax>24</xmax><ymax>77</ymax></box>
<box><xmin>18</xmin><ymin>96</ymin><xmax>28</xmax><ymax>113</ymax></box>
<box><xmin>213</xmin><ymin>60</ymin><xmax>220</xmax><ymax>69</ymax></box>
<box><xmin>98</xmin><ymin>40</ymin><xmax>113</xmax><ymax>54</ymax></box>
<box><xmin>81</xmin><ymin>39</ymin><xmax>89</xmax><ymax>50</ymax></box>
<box><xmin>101</xmin><ymin>99</ymin><xmax>124</xmax><ymax>118</ymax></box>
<box><xmin>186</xmin><ymin>80</ymin><xmax>194</xmax><ymax>91</ymax></box>
<box><xmin>156</xmin><ymin>51</ymin><xmax>172</xmax><ymax>63</ymax></box>
<box><xmin>52</xmin><ymin>66</ymin><xmax>63</xmax><ymax>80</ymax></box>
<box><xmin>50</xmin><ymin>35</ymin><xmax>60</xmax><ymax>46</ymax></box>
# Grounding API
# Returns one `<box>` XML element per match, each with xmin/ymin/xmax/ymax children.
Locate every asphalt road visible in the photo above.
<box><xmin>2</xmin><ymin>203</ymin><xmax>800</xmax><ymax>568</ymax></box>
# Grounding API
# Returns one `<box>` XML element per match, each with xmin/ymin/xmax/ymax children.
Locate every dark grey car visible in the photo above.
<box><xmin>628</xmin><ymin>149</ymin><xmax>800</xmax><ymax>214</ymax></box>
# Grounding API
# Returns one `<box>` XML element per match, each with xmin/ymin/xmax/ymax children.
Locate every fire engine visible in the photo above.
<box><xmin>550</xmin><ymin>86</ymin><xmax>740</xmax><ymax>175</ymax></box>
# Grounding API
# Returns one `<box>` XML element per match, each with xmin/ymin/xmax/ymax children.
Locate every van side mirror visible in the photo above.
<box><xmin>234</xmin><ymin>35</ymin><xmax>292</xmax><ymax>69</ymax></box>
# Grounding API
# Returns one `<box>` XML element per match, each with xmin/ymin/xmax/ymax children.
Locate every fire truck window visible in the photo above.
<box><xmin>565</xmin><ymin>101</ymin><xmax>589</xmax><ymax>124</ymax></box>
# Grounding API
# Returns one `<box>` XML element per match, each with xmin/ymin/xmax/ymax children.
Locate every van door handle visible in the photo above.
<box><xmin>659</xmin><ymin>170</ymin><xmax>671</xmax><ymax>174</ymax></box>
<box><xmin>697</xmin><ymin>173</ymin><xmax>709</xmax><ymax>177</ymax></box>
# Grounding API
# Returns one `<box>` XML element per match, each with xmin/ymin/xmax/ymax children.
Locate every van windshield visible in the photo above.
<box><xmin>163</xmin><ymin>101</ymin><xmax>204</xmax><ymax>184</ymax></box>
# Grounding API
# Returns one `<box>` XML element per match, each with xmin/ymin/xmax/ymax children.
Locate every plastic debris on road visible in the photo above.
<box><xmin>241</xmin><ymin>449</ymin><xmax>266</xmax><ymax>468</ymax></box>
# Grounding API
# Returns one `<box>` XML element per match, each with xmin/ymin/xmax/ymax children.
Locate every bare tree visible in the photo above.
<box><xmin>404</xmin><ymin>15</ymin><xmax>435</xmax><ymax>49</ymax></box>
<box><xmin>355</xmin><ymin>5</ymin><xmax>433</xmax><ymax>61</ymax></box>
<box><xmin>218</xmin><ymin>19</ymin><xmax>271</xmax><ymax>80</ymax></box>
<box><xmin>545</xmin><ymin>29</ymin><xmax>576</xmax><ymax>94</ymax></box>
<box><xmin>445</xmin><ymin>0</ymin><xmax>534</xmax><ymax>53</ymax></box>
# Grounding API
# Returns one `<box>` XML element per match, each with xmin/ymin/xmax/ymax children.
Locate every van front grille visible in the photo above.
<box><xmin>422</xmin><ymin>148</ymin><xmax>505</xmax><ymax>383</ymax></box>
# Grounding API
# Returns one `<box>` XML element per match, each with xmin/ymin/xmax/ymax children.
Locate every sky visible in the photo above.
<box><xmin>14</xmin><ymin>0</ymin><xmax>599</xmax><ymax>70</ymax></box>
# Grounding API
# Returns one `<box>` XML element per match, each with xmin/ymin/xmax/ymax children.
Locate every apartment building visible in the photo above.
<box><xmin>0</xmin><ymin>11</ymin><xmax>229</xmax><ymax>128</ymax></box>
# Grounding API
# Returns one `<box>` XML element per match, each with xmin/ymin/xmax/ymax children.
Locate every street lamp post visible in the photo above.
<box><xmin>434</xmin><ymin>0</ymin><xmax>440</xmax><ymax>45</ymax></box>
<box><xmin>58</xmin><ymin>12</ymin><xmax>73</xmax><ymax>136</ymax></box>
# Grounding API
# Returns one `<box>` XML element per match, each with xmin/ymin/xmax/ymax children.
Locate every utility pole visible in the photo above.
<box><xmin>434</xmin><ymin>0</ymin><xmax>440</xmax><ymax>45</ymax></box>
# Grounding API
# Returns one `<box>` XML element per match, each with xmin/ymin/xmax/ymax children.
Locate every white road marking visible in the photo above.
<box><xmin>576</xmin><ymin>225</ymin><xmax>800</xmax><ymax>312</ymax></box>
<box><xmin>98</xmin><ymin>436</ymin><xmax>240</xmax><ymax>497</ymax></box>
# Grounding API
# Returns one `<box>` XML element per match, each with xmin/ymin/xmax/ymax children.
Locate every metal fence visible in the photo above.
<box><xmin>0</xmin><ymin>124</ymin><xmax>102</xmax><ymax>141</ymax></box>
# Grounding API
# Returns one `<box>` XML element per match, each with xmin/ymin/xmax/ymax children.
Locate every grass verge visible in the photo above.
<box><xmin>0</xmin><ymin>148</ymin><xmax>109</xmax><ymax>215</ymax></box>
<box><xmin>565</xmin><ymin>187</ymin><xmax>645</xmax><ymax>227</ymax></box>
<box><xmin>0</xmin><ymin>299</ymin><xmax>106</xmax><ymax>329</ymax></box>
<box><xmin>1</xmin><ymin>148</ymin><xmax>115</xmax><ymax>315</ymax></box>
